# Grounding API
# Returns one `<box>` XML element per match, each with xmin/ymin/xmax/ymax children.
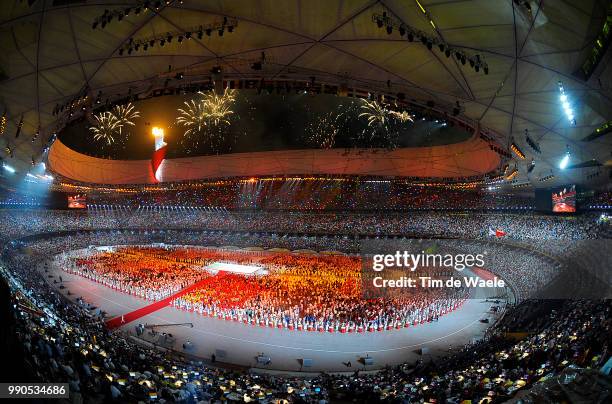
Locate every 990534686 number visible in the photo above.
<box><xmin>1</xmin><ymin>383</ymin><xmax>69</xmax><ymax>398</ymax></box>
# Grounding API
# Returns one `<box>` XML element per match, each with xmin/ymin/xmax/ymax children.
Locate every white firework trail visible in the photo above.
<box><xmin>359</xmin><ymin>99</ymin><xmax>389</xmax><ymax>127</ymax></box>
<box><xmin>112</xmin><ymin>103</ymin><xmax>141</xmax><ymax>133</ymax></box>
<box><xmin>176</xmin><ymin>99</ymin><xmax>208</xmax><ymax>137</ymax></box>
<box><xmin>89</xmin><ymin>112</ymin><xmax>122</xmax><ymax>145</ymax></box>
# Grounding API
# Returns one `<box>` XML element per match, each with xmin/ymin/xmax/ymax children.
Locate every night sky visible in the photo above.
<box><xmin>59</xmin><ymin>92</ymin><xmax>471</xmax><ymax>160</ymax></box>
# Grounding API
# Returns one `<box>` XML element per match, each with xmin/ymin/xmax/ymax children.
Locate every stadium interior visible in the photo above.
<box><xmin>0</xmin><ymin>0</ymin><xmax>611</xmax><ymax>403</ymax></box>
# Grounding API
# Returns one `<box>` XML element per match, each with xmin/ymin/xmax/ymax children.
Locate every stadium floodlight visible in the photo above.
<box><xmin>3</xmin><ymin>163</ymin><xmax>15</xmax><ymax>173</ymax></box>
<box><xmin>559</xmin><ymin>149</ymin><xmax>570</xmax><ymax>169</ymax></box>
<box><xmin>558</xmin><ymin>81</ymin><xmax>576</xmax><ymax>125</ymax></box>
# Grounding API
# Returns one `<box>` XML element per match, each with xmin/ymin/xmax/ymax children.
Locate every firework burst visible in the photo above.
<box><xmin>198</xmin><ymin>88</ymin><xmax>236</xmax><ymax>126</ymax></box>
<box><xmin>89</xmin><ymin>112</ymin><xmax>122</xmax><ymax>145</ymax></box>
<box><xmin>112</xmin><ymin>103</ymin><xmax>141</xmax><ymax>133</ymax></box>
<box><xmin>307</xmin><ymin>111</ymin><xmax>339</xmax><ymax>149</ymax></box>
<box><xmin>359</xmin><ymin>99</ymin><xmax>414</xmax><ymax>126</ymax></box>
<box><xmin>388</xmin><ymin>110</ymin><xmax>414</xmax><ymax>123</ymax></box>
<box><xmin>176</xmin><ymin>89</ymin><xmax>236</xmax><ymax>135</ymax></box>
<box><xmin>175</xmin><ymin>89</ymin><xmax>237</xmax><ymax>154</ymax></box>
<box><xmin>359</xmin><ymin>99</ymin><xmax>389</xmax><ymax>127</ymax></box>
<box><xmin>306</xmin><ymin>101</ymin><xmax>364</xmax><ymax>149</ymax></box>
<box><xmin>176</xmin><ymin>99</ymin><xmax>208</xmax><ymax>137</ymax></box>
<box><xmin>90</xmin><ymin>103</ymin><xmax>140</xmax><ymax>144</ymax></box>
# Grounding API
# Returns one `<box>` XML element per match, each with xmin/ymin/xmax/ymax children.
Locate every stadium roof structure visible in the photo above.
<box><xmin>48</xmin><ymin>136</ymin><xmax>500</xmax><ymax>184</ymax></box>
<box><xmin>0</xmin><ymin>0</ymin><xmax>611</xmax><ymax>188</ymax></box>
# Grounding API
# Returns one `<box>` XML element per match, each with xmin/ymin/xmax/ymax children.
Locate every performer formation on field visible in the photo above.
<box><xmin>61</xmin><ymin>246</ymin><xmax>466</xmax><ymax>332</ymax></box>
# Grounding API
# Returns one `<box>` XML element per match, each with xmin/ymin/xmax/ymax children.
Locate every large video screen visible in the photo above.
<box><xmin>552</xmin><ymin>185</ymin><xmax>576</xmax><ymax>213</ymax></box>
<box><xmin>67</xmin><ymin>194</ymin><xmax>87</xmax><ymax>209</ymax></box>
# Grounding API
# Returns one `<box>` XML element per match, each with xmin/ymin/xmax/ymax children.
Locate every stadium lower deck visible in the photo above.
<box><xmin>2</xmin><ymin>210</ymin><xmax>610</xmax><ymax>402</ymax></box>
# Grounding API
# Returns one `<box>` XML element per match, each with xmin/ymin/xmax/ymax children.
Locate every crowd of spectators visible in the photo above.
<box><xmin>326</xmin><ymin>299</ymin><xmax>611</xmax><ymax>402</ymax></box>
<box><xmin>0</xmin><ymin>209</ymin><xmax>607</xmax><ymax>245</ymax></box>
<box><xmin>88</xmin><ymin>182</ymin><xmax>536</xmax><ymax>211</ymax></box>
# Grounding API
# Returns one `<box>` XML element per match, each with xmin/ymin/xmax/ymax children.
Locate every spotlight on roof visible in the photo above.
<box><xmin>559</xmin><ymin>147</ymin><xmax>570</xmax><ymax>169</ymax></box>
<box><xmin>3</xmin><ymin>163</ymin><xmax>15</xmax><ymax>173</ymax></box>
<box><xmin>558</xmin><ymin>81</ymin><xmax>576</xmax><ymax>125</ymax></box>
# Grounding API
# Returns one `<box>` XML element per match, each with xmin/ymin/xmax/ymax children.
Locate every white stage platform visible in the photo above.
<box><xmin>204</xmin><ymin>262</ymin><xmax>268</xmax><ymax>276</ymax></box>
